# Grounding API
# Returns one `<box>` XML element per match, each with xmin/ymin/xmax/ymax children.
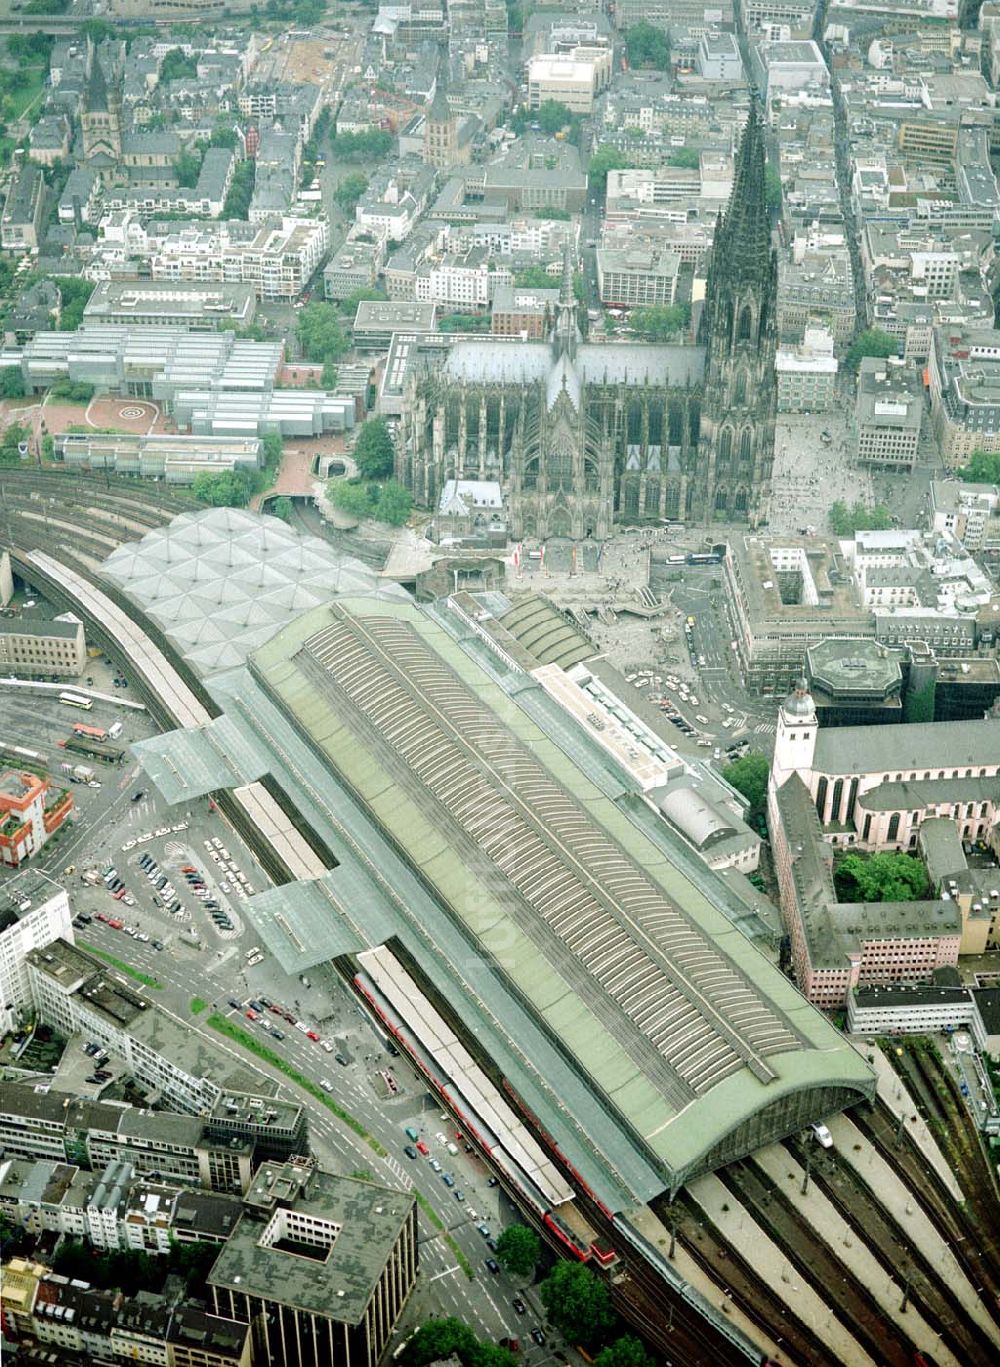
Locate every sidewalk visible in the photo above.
<box><xmin>753</xmin><ymin>1144</ymin><xmax>960</xmax><ymax>1367</ymax></box>
<box><xmin>860</xmin><ymin>1040</ymin><xmax>964</xmax><ymax>1201</ymax></box>
<box><xmin>830</xmin><ymin>1112</ymin><xmax>1000</xmax><ymax>1345</ymax></box>
<box><xmin>686</xmin><ymin>1170</ymin><xmax>876</xmax><ymax>1367</ymax></box>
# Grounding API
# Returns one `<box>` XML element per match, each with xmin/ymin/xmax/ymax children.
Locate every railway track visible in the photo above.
<box><xmin>718</xmin><ymin>1157</ymin><xmax>915</xmax><ymax>1367</ymax></box>
<box><xmin>665</xmin><ymin>1194</ymin><xmax>839</xmax><ymax>1367</ymax></box>
<box><xmin>783</xmin><ymin>1135</ymin><xmax>996</xmax><ymax>1367</ymax></box>
<box><xmin>852</xmin><ymin>1096</ymin><xmax>1000</xmax><ymax>1310</ymax></box>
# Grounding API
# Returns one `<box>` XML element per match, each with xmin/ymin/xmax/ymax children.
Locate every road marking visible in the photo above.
<box><xmin>429</xmin><ymin>1265</ymin><xmax>460</xmax><ymax>1282</ymax></box>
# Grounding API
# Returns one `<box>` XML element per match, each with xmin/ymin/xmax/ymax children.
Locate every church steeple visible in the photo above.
<box><xmin>551</xmin><ymin>239</ymin><xmax>580</xmax><ymax>361</ymax></box>
<box><xmin>694</xmin><ymin>95</ymin><xmax>778</xmax><ymax>527</ymax></box>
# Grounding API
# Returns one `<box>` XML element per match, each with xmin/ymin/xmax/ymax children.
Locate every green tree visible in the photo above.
<box><xmin>588</xmin><ymin>145</ymin><xmax>636</xmax><ymax>194</ymax></box>
<box><xmin>297</xmin><ymin>303</ymin><xmax>350</xmax><ymax>364</ymax></box>
<box><xmin>495</xmin><ymin>1224</ymin><xmax>540</xmax><ymax>1279</ymax></box>
<box><xmin>191</xmin><ymin>468</ymin><xmax>254</xmax><ymax>507</ymax></box>
<box><xmin>209</xmin><ymin>121</ymin><xmax>239</xmax><ymax>148</ymax></box>
<box><xmin>834</xmin><ymin>852</ymin><xmax>929</xmax><ymax>903</ymax></box>
<box><xmin>540</xmin><ymin>1263</ymin><xmax>616</xmax><ymax>1348</ymax></box>
<box><xmin>595</xmin><ymin>1338</ymin><xmax>653</xmax><ymax>1367</ymax></box>
<box><xmin>374</xmin><ymin>479</ymin><xmax>411</xmax><ymax>526</ymax></box>
<box><xmin>329</xmin><ymin>129</ymin><xmax>394</xmax><ymax>161</ymax></box>
<box><xmin>339</xmin><ymin>285</ymin><xmax>388</xmax><ymax>316</ymax></box>
<box><xmin>845</xmin><ymin>328</ymin><xmax>897</xmax><ymax>370</ymax></box>
<box><xmin>668</xmin><ymin>147</ymin><xmax>699</xmax><ymax>169</ymax></box>
<box><xmin>222</xmin><ymin>159</ymin><xmax>254</xmax><ymax>219</ymax></box>
<box><xmin>333</xmin><ymin>172</ymin><xmax>369</xmax><ymax>213</ymax></box>
<box><xmin>903</xmin><ymin>675</ymin><xmax>936</xmax><ymax>724</ymax></box>
<box><xmin>321</xmin><ymin>361</ymin><xmax>338</xmax><ymax>389</ymax></box>
<box><xmin>438</xmin><ymin>313</ymin><xmax>491</xmax><ymax>332</ymax></box>
<box><xmin>353</xmin><ymin>416</ymin><xmax>395</xmax><ymax>479</ymax></box>
<box><xmin>271</xmin><ymin>496</ymin><xmax>293</xmax><ymax>521</ymax></box>
<box><xmin>629</xmin><ymin>304</ymin><xmax>690</xmax><ymax>340</ymax></box>
<box><xmin>262</xmin><ymin>431</ymin><xmax>283</xmax><ymax>467</ymax></box>
<box><xmin>534</xmin><ymin>206</ymin><xmax>571</xmax><ymax>220</ymax></box>
<box><xmin>828</xmin><ymin>500</ymin><xmax>891</xmax><ymax>535</ymax></box>
<box><xmin>159</xmin><ymin>48</ymin><xmax>199</xmax><ymax>82</ymax></box>
<box><xmin>535</xmin><ymin>100</ymin><xmax>574</xmax><ymax>135</ymax></box>
<box><xmin>174</xmin><ymin>147</ymin><xmax>203</xmax><ymax>189</ymax></box>
<box><xmin>330</xmin><ymin>479</ymin><xmax>374</xmax><ymax>520</ymax></box>
<box><xmin>722</xmin><ymin>752</ymin><xmax>769</xmax><ymax>823</ymax></box>
<box><xmin>0</xmin><ymin>368</ymin><xmax>25</xmax><ymax>399</ymax></box>
<box><xmin>514</xmin><ymin>266</ymin><xmax>558</xmax><ymax>289</ymax></box>
<box><xmin>402</xmin><ymin>1318</ymin><xmax>514</xmax><ymax>1367</ymax></box>
<box><xmin>958</xmin><ymin>449</ymin><xmax>1000</xmax><ymax>484</ymax></box>
<box><xmin>54</xmin><ymin>277</ymin><xmax>95</xmax><ymax>330</ymax></box>
<box><xmin>625</xmin><ymin>21</ymin><xmax>671</xmax><ymax>71</ymax></box>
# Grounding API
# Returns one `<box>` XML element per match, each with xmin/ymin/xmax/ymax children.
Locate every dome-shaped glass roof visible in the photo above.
<box><xmin>100</xmin><ymin>507</ymin><xmax>409</xmax><ymax>678</ymax></box>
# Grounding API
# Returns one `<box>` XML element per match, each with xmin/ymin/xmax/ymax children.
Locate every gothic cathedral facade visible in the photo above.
<box><xmin>400</xmin><ymin>104</ymin><xmax>777</xmax><ymax>537</ymax></box>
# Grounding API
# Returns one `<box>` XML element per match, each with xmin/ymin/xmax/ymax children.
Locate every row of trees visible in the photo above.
<box><xmin>329</xmin><ymin>129</ymin><xmax>394</xmax><ymax>162</ymax></box>
<box><xmin>958</xmin><ymin>449</ymin><xmax>1000</xmax><ymax>485</ymax></box>
<box><xmin>629</xmin><ymin>304</ymin><xmax>690</xmax><ymax>341</ymax></box>
<box><xmin>190</xmin><ymin>432</ymin><xmax>282</xmax><ymax>509</ymax></box>
<box><xmin>828</xmin><ymin>500</ymin><xmax>891</xmax><ymax>535</ymax></box>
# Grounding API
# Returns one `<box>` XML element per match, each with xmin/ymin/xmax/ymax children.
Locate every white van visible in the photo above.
<box><xmin>811</xmin><ymin>1122</ymin><xmax>834</xmax><ymax>1149</ymax></box>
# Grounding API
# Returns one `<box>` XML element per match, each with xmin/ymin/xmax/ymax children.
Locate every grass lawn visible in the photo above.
<box><xmin>80</xmin><ymin>943</ymin><xmax>163</xmax><ymax>990</ymax></box>
<box><xmin>190</xmin><ymin>997</ymin><xmax>208</xmax><ymax>1015</ymax></box>
<box><xmin>8</xmin><ymin>68</ymin><xmax>46</xmax><ymax>121</ymax></box>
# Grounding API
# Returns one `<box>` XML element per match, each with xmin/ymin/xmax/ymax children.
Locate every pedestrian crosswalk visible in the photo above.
<box><xmin>754</xmin><ymin>721</ymin><xmax>776</xmax><ymax>735</ymax></box>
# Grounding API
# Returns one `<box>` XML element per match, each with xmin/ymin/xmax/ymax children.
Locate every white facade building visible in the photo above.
<box><xmin>0</xmin><ymin>876</ymin><xmax>73</xmax><ymax>1034</ymax></box>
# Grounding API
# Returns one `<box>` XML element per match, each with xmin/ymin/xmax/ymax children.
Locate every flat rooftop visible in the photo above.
<box><xmin>208</xmin><ymin>1164</ymin><xmax>413</xmax><ymax>1323</ymax></box>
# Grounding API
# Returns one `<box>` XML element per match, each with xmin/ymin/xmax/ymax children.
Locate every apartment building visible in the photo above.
<box><xmin>323</xmin><ymin>239</ymin><xmax>385</xmax><ymax>302</ymax></box>
<box><xmin>83</xmin><ymin>280</ymin><xmax>257</xmax><ymax>331</ymax></box>
<box><xmin>0</xmin><ymin>619</ymin><xmax>86</xmax><ymax>679</ymax></box>
<box><xmin>778</xmin><ymin>243</ymin><xmax>857</xmax><ymax>351</ymax></box>
<box><xmin>1</xmin><ymin>1257</ymin><xmax>252</xmax><ymax>1367</ymax></box>
<box><xmin>491</xmin><ymin>285</ymin><xmax>560</xmax><ymax>338</ymax></box>
<box><xmin>929</xmin><ymin>324</ymin><xmax>1000</xmax><ymax>463</ymax></box>
<box><xmin>414</xmin><ymin>247</ymin><xmax>511</xmax><ymax>312</ymax></box>
<box><xmin>131</xmin><ymin>216</ymin><xmax>330</xmax><ymax>301</ymax></box>
<box><xmin>1</xmin><ymin>165</ymin><xmax>46</xmax><ymax>253</ymax></box>
<box><xmin>930</xmin><ymin>481</ymin><xmax>1000</xmax><ymax>556</ymax></box>
<box><xmin>0</xmin><ymin>772</ymin><xmax>74</xmax><ymax>870</ymax></box>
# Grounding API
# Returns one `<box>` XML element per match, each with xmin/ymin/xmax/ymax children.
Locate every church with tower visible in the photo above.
<box><xmin>400</xmin><ymin>103</ymin><xmax>778</xmax><ymax>537</ymax></box>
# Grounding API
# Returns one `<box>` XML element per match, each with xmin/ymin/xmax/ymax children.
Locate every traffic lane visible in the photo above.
<box><xmin>74</xmin><ymin>924</ymin><xmax>531</xmax><ymax>1340</ymax></box>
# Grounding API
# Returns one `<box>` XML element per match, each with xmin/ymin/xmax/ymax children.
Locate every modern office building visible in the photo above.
<box><xmin>0</xmin><ymin>1082</ymin><xmax>255</xmax><ymax>1194</ymax></box>
<box><xmin>775</xmin><ymin>327</ymin><xmax>838</xmax><ymax>412</ymax></box>
<box><xmin>208</xmin><ymin>1159</ymin><xmax>417</xmax><ymax>1367</ymax></box>
<box><xmin>596</xmin><ymin>247</ymin><xmax>681</xmax><ymax>309</ymax></box>
<box><xmin>0</xmin><ymin>165</ymin><xmax>46</xmax><ymax>253</ymax></box>
<box><xmin>0</xmin><ymin>618</ymin><xmax>86</xmax><ymax>679</ymax></box>
<box><xmin>83</xmin><ymin>280</ymin><xmax>257</xmax><ymax>331</ymax></box>
<box><xmin>57</xmin><ymin>432</ymin><xmax>263</xmax><ymax>485</ymax></box>
<box><xmin>930</xmin><ymin>480</ymin><xmax>1000</xmax><ymax>556</ymax></box>
<box><xmin>25</xmin><ymin>939</ymin><xmax>307</xmax><ymax>1152</ymax></box>
<box><xmin>855</xmin><ymin>357</ymin><xmax>923</xmax><ymax>468</ymax></box>
<box><xmin>723</xmin><ymin>536</ymin><xmax>874</xmax><ymax>694</ymax></box>
<box><xmin>929</xmin><ymin>324</ymin><xmax>1000</xmax><ymax>463</ymax></box>
<box><xmin>352</xmin><ymin>301</ymin><xmax>436</xmax><ymax>352</ymax></box>
<box><xmin>527</xmin><ymin>51</ymin><xmax>612</xmax><ymax>114</ymax></box>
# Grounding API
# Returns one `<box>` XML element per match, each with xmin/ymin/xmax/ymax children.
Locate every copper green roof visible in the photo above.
<box><xmin>250</xmin><ymin>597</ymin><xmax>874</xmax><ymax>1197</ymax></box>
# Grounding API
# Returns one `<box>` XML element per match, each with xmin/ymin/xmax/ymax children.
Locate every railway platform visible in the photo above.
<box><xmin>830</xmin><ymin>1112</ymin><xmax>1000</xmax><ymax>1344</ymax></box>
<box><xmin>753</xmin><ymin>1143</ymin><xmax>960</xmax><ymax>1367</ymax></box>
<box><xmin>686</xmin><ymin>1169</ymin><xmax>877</xmax><ymax>1367</ymax></box>
<box><xmin>860</xmin><ymin>1039</ymin><xmax>964</xmax><ymax>1201</ymax></box>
